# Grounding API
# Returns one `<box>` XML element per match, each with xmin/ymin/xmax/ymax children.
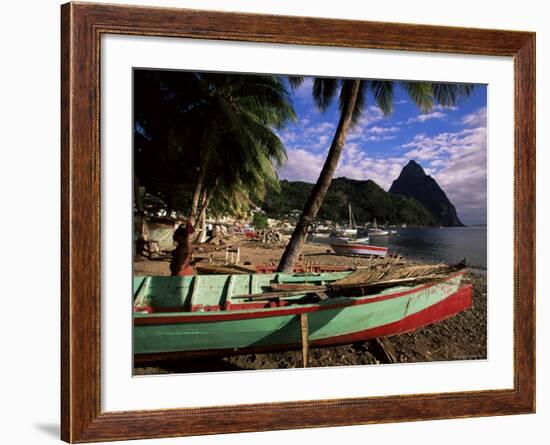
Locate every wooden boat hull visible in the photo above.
<box><xmin>134</xmin><ymin>272</ymin><xmax>470</xmax><ymax>359</ymax></box>
<box><xmin>330</xmin><ymin>242</ymin><xmax>388</xmax><ymax>256</ymax></box>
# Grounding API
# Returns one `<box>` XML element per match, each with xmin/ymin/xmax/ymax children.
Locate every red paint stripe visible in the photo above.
<box><xmin>134</xmin><ymin>285</ymin><xmax>473</xmax><ymax>362</ymax></box>
<box><xmin>134</xmin><ymin>272</ymin><xmax>465</xmax><ymax>325</ymax></box>
<box><xmin>311</xmin><ymin>284</ymin><xmax>472</xmax><ymax>346</ymax></box>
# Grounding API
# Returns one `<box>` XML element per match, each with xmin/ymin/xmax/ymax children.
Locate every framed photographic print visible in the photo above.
<box><xmin>61</xmin><ymin>2</ymin><xmax>535</xmax><ymax>442</ymax></box>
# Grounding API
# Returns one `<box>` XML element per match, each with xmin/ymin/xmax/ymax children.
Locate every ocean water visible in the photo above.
<box><xmin>312</xmin><ymin>226</ymin><xmax>487</xmax><ymax>269</ymax></box>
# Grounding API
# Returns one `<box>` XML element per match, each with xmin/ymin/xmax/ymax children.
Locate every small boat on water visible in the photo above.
<box><xmin>338</xmin><ymin>227</ymin><xmax>358</xmax><ymax>236</ymax></box>
<box><xmin>368</xmin><ymin>219</ymin><xmax>389</xmax><ymax>237</ymax></box>
<box><xmin>334</xmin><ymin>204</ymin><xmax>358</xmax><ymax>237</ymax></box>
<box><xmin>369</xmin><ymin>228</ymin><xmax>389</xmax><ymax>236</ymax></box>
<box><xmin>311</xmin><ymin>224</ymin><xmax>331</xmax><ymax>238</ymax></box>
<box><xmin>350</xmin><ymin>236</ymin><xmax>370</xmax><ymax>243</ymax></box>
<box><xmin>334</xmin><ymin>235</ymin><xmax>351</xmax><ymax>242</ymax></box>
<box><xmin>334</xmin><ymin>235</ymin><xmax>369</xmax><ymax>243</ymax></box>
<box><xmin>330</xmin><ymin>242</ymin><xmax>388</xmax><ymax>257</ymax></box>
<box><xmin>133</xmin><ymin>270</ymin><xmax>471</xmax><ymax>360</ymax></box>
<box><xmin>313</xmin><ymin>232</ymin><xmax>331</xmax><ymax>238</ymax></box>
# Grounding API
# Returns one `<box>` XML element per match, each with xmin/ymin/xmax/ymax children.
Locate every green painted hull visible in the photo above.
<box><xmin>133</xmin><ymin>272</ymin><xmax>468</xmax><ymax>357</ymax></box>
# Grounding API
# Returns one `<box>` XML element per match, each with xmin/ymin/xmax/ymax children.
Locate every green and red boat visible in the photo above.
<box><xmin>133</xmin><ymin>270</ymin><xmax>472</xmax><ymax>361</ymax></box>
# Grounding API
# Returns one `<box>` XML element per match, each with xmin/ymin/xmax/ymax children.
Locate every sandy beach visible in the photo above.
<box><xmin>133</xmin><ymin>238</ymin><xmax>487</xmax><ymax>374</ymax></box>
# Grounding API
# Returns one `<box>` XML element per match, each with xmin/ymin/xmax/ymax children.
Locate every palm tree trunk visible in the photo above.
<box><xmin>195</xmin><ymin>180</ymin><xmax>218</xmax><ymax>221</ymax></box>
<box><xmin>277</xmin><ymin>79</ymin><xmax>361</xmax><ymax>272</ymax></box>
<box><xmin>193</xmin><ymin>189</ymin><xmax>208</xmax><ymax>243</ymax></box>
<box><xmin>197</xmin><ymin>210</ymin><xmax>208</xmax><ymax>243</ymax></box>
<box><xmin>134</xmin><ymin>174</ymin><xmax>144</xmax><ymax>214</ymax></box>
<box><xmin>188</xmin><ymin>163</ymin><xmax>207</xmax><ymax>225</ymax></box>
<box><xmin>188</xmin><ymin>129</ymin><xmax>212</xmax><ymax>225</ymax></box>
<box><xmin>195</xmin><ymin>185</ymin><xmax>217</xmax><ymax>244</ymax></box>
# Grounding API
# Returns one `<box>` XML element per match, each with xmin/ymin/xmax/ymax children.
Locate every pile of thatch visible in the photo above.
<box><xmin>332</xmin><ymin>258</ymin><xmax>466</xmax><ymax>289</ymax></box>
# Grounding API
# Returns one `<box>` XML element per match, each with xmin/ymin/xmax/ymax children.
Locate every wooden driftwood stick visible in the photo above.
<box><xmin>372</xmin><ymin>337</ymin><xmax>397</xmax><ymax>364</ymax></box>
<box><xmin>237</xmin><ymin>286</ymin><xmax>327</xmax><ymax>300</ymax></box>
<box><xmin>300</xmin><ymin>313</ymin><xmax>309</xmax><ymax>368</ymax></box>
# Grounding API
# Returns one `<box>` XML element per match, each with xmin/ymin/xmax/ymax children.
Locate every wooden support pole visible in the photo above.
<box><xmin>300</xmin><ymin>312</ymin><xmax>309</xmax><ymax>368</ymax></box>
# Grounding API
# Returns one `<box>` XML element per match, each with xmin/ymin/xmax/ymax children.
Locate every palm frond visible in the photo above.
<box><xmin>367</xmin><ymin>80</ymin><xmax>394</xmax><ymax>116</ymax></box>
<box><xmin>287</xmin><ymin>76</ymin><xmax>304</xmax><ymax>90</ymax></box>
<box><xmin>400</xmin><ymin>81</ymin><xmax>434</xmax><ymax>112</ymax></box>
<box><xmin>313</xmin><ymin>78</ymin><xmax>340</xmax><ymax>111</ymax></box>
<box><xmin>430</xmin><ymin>82</ymin><xmax>476</xmax><ymax>107</ymax></box>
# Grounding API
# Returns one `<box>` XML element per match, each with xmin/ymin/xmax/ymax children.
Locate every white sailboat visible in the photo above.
<box><xmin>347</xmin><ymin>236</ymin><xmax>370</xmax><ymax>244</ymax></box>
<box><xmin>312</xmin><ymin>224</ymin><xmax>331</xmax><ymax>238</ymax></box>
<box><xmin>368</xmin><ymin>219</ymin><xmax>389</xmax><ymax>236</ymax></box>
<box><xmin>337</xmin><ymin>204</ymin><xmax>358</xmax><ymax>237</ymax></box>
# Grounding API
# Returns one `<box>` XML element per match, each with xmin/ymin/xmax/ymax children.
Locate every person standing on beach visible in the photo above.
<box><xmin>170</xmin><ymin>221</ymin><xmax>195</xmax><ymax>276</ymax></box>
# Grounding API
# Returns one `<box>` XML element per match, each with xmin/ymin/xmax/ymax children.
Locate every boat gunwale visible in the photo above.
<box><xmin>134</xmin><ymin>271</ymin><xmax>466</xmax><ymax>325</ymax></box>
<box><xmin>329</xmin><ymin>243</ymin><xmax>388</xmax><ymax>251</ymax></box>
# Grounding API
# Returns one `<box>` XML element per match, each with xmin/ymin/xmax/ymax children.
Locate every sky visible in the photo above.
<box><xmin>276</xmin><ymin>78</ymin><xmax>487</xmax><ymax>225</ymax></box>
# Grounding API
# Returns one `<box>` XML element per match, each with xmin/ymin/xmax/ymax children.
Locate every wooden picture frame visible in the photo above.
<box><xmin>61</xmin><ymin>2</ymin><xmax>535</xmax><ymax>442</ymax></box>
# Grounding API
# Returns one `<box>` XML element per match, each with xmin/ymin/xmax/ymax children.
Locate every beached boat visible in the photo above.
<box><xmin>133</xmin><ymin>270</ymin><xmax>471</xmax><ymax>360</ymax></box>
<box><xmin>330</xmin><ymin>242</ymin><xmax>388</xmax><ymax>257</ymax></box>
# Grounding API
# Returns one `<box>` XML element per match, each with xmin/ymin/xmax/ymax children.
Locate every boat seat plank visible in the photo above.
<box><xmin>188</xmin><ymin>275</ymin><xmax>200</xmax><ymax>310</ymax></box>
<box><xmin>220</xmin><ymin>275</ymin><xmax>235</xmax><ymax>308</ymax></box>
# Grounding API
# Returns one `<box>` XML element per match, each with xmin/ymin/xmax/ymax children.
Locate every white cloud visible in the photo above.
<box><xmin>277</xmin><ymin>148</ymin><xmax>326</xmax><ymax>183</ymax></box>
<box><xmin>399</xmin><ymin>111</ymin><xmax>487</xmax><ymax>224</ymax></box>
<box><xmin>429</xmin><ymin>159</ymin><xmax>446</xmax><ymax>167</ymax></box>
<box><xmin>279</xmin><ymin>143</ymin><xmax>406</xmax><ymax>190</ymax></box>
<box><xmin>304</xmin><ymin>121</ymin><xmax>335</xmax><ymax>136</ymax></box>
<box><xmin>279</xmin><ymin>119</ymin><xmax>336</xmax><ymax>152</ymax></box>
<box><xmin>347</xmin><ymin>108</ymin><xmax>394</xmax><ymax>142</ymax></box>
<box><xmin>434</xmin><ymin>104</ymin><xmax>458</xmax><ymax>111</ymax></box>
<box><xmin>356</xmin><ymin>106</ymin><xmax>385</xmax><ymax>126</ymax></box>
<box><xmin>365</xmin><ymin>135</ymin><xmax>397</xmax><ymax>142</ymax></box>
<box><xmin>335</xmin><ymin>155</ymin><xmax>406</xmax><ymax>189</ymax></box>
<box><xmin>367</xmin><ymin>126</ymin><xmax>400</xmax><ymax>134</ymax></box>
<box><xmin>462</xmin><ymin>107</ymin><xmax>487</xmax><ymax>127</ymax></box>
<box><xmin>407</xmin><ymin>111</ymin><xmax>446</xmax><ymax>124</ymax></box>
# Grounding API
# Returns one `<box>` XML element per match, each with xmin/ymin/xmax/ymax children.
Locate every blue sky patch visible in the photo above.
<box><xmin>276</xmin><ymin>78</ymin><xmax>487</xmax><ymax>225</ymax></box>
